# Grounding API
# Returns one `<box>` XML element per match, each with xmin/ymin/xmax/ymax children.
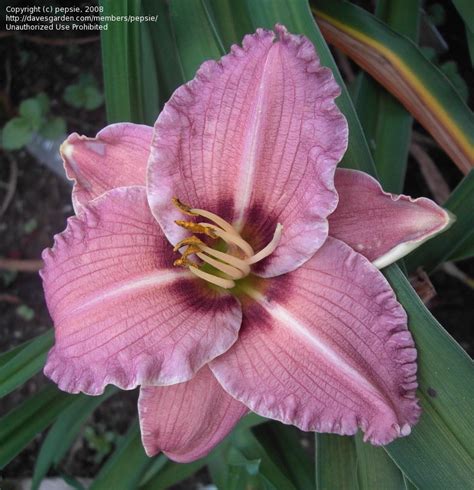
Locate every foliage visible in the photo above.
<box><xmin>63</xmin><ymin>74</ymin><xmax>104</xmax><ymax>111</ymax></box>
<box><xmin>1</xmin><ymin>93</ymin><xmax>66</xmax><ymax>150</ymax></box>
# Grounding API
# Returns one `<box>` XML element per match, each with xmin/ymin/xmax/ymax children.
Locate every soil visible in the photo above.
<box><xmin>0</xmin><ymin>0</ymin><xmax>473</xmax><ymax>487</ymax></box>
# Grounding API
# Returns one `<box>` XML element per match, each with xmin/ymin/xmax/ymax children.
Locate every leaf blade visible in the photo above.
<box><xmin>312</xmin><ymin>0</ymin><xmax>474</xmax><ymax>174</ymax></box>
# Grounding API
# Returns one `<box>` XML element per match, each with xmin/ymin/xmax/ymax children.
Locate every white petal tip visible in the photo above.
<box><xmin>400</xmin><ymin>423</ymin><xmax>411</xmax><ymax>436</ymax></box>
<box><xmin>60</xmin><ymin>140</ymin><xmax>74</xmax><ymax>159</ymax></box>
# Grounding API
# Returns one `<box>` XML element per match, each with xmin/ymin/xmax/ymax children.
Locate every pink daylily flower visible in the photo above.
<box><xmin>41</xmin><ymin>26</ymin><xmax>451</xmax><ymax>462</ymax></box>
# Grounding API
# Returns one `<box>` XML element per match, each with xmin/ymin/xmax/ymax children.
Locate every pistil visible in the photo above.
<box><xmin>172</xmin><ymin>198</ymin><xmax>282</xmax><ymax>289</ymax></box>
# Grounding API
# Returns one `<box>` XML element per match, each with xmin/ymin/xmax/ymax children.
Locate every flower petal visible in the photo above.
<box><xmin>138</xmin><ymin>366</ymin><xmax>248</xmax><ymax>462</ymax></box>
<box><xmin>210</xmin><ymin>237</ymin><xmax>420</xmax><ymax>445</ymax></box>
<box><xmin>61</xmin><ymin>123</ymin><xmax>152</xmax><ymax>212</ymax></box>
<box><xmin>329</xmin><ymin>169</ymin><xmax>452</xmax><ymax>268</ymax></box>
<box><xmin>41</xmin><ymin>186</ymin><xmax>242</xmax><ymax>395</ymax></box>
<box><xmin>148</xmin><ymin>25</ymin><xmax>347</xmax><ymax>277</ymax></box>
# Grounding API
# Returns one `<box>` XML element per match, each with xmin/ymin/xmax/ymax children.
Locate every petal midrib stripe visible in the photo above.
<box><xmin>233</xmin><ymin>43</ymin><xmax>278</xmax><ymax>230</ymax></box>
<box><xmin>248</xmin><ymin>289</ymin><xmax>388</xmax><ymax>407</ymax></box>
<box><xmin>59</xmin><ymin>269</ymin><xmax>191</xmax><ymax>317</ymax></box>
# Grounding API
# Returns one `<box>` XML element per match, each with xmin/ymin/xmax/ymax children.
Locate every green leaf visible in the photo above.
<box><xmin>440</xmin><ymin>61</ymin><xmax>469</xmax><ymax>102</ymax></box>
<box><xmin>90</xmin><ymin>420</ymin><xmax>153</xmax><ymax>490</ymax></box>
<box><xmin>208</xmin><ymin>0</ymin><xmax>254</xmax><ymax>51</ymax></box>
<box><xmin>406</xmin><ymin>170</ymin><xmax>474</xmax><ymax>271</ymax></box>
<box><xmin>167</xmin><ymin>0</ymin><xmax>224</xmax><ymax>80</ymax></box>
<box><xmin>451</xmin><ymin>0</ymin><xmax>474</xmax><ymax>32</ymax></box>
<box><xmin>138</xmin><ymin>18</ymin><xmax>161</xmax><ymax>124</ymax></box>
<box><xmin>253</xmin><ymin>423</ymin><xmax>314</xmax><ymax>490</ymax></box>
<box><xmin>315</xmin><ymin>434</ymin><xmax>358</xmax><ymax>490</ymax></box>
<box><xmin>353</xmin><ymin>0</ymin><xmax>421</xmax><ymax>193</ymax></box>
<box><xmin>354</xmin><ymin>435</ymin><xmax>407</xmax><ymax>489</ymax></box>
<box><xmin>383</xmin><ymin>265</ymin><xmax>474</xmax><ymax>489</ymax></box>
<box><xmin>312</xmin><ymin>0</ymin><xmax>474</xmax><ymax>175</ymax></box>
<box><xmin>19</xmin><ymin>98</ymin><xmax>43</xmax><ymax>129</ymax></box>
<box><xmin>64</xmin><ymin>82</ymin><xmax>104</xmax><ymax>111</ymax></box>
<box><xmin>22</xmin><ymin>217</ymin><xmax>38</xmax><ymax>234</ymax></box>
<box><xmin>63</xmin><ymin>85</ymin><xmax>84</xmax><ymax>108</ymax></box>
<box><xmin>229</xmin><ymin>428</ymin><xmax>297</xmax><ymax>490</ymax></box>
<box><xmin>0</xmin><ymin>385</ymin><xmax>75</xmax><ymax>469</ymax></box>
<box><xmin>0</xmin><ymin>342</ymin><xmax>28</xmax><ymax>367</ymax></box>
<box><xmin>427</xmin><ymin>3</ymin><xmax>446</xmax><ymax>26</ymax></box>
<box><xmin>140</xmin><ymin>456</ymin><xmax>209</xmax><ymax>490</ymax></box>
<box><xmin>15</xmin><ymin>304</ymin><xmax>35</xmax><ymax>321</ymax></box>
<box><xmin>99</xmin><ymin>0</ymin><xmax>144</xmax><ymax>123</ymax></box>
<box><xmin>2</xmin><ymin>117</ymin><xmax>34</xmax><ymax>150</ymax></box>
<box><xmin>40</xmin><ymin>116</ymin><xmax>67</xmax><ymax>139</ymax></box>
<box><xmin>31</xmin><ymin>387</ymin><xmax>117</xmax><ymax>490</ymax></box>
<box><xmin>82</xmin><ymin>86</ymin><xmax>104</xmax><ymax>110</ymax></box>
<box><xmin>141</xmin><ymin>0</ymin><xmax>186</xmax><ymax>107</ymax></box>
<box><xmin>0</xmin><ymin>329</ymin><xmax>53</xmax><ymax>398</ymax></box>
<box><xmin>36</xmin><ymin>93</ymin><xmax>50</xmax><ymax>115</ymax></box>
<box><xmin>139</xmin><ymin>412</ymin><xmax>268</xmax><ymax>489</ymax></box>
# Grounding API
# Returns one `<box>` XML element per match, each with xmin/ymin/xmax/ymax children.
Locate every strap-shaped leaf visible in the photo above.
<box><xmin>312</xmin><ymin>0</ymin><xmax>474</xmax><ymax>175</ymax></box>
<box><xmin>99</xmin><ymin>0</ymin><xmax>140</xmax><ymax>122</ymax></box>
<box><xmin>452</xmin><ymin>0</ymin><xmax>474</xmax><ymax>65</ymax></box>
<box><xmin>228</xmin><ymin>428</ymin><xmax>297</xmax><ymax>490</ymax></box>
<box><xmin>0</xmin><ymin>385</ymin><xmax>74</xmax><ymax>468</ymax></box>
<box><xmin>383</xmin><ymin>265</ymin><xmax>474</xmax><ymax>488</ymax></box>
<box><xmin>354</xmin><ymin>434</ymin><xmax>409</xmax><ymax>489</ymax></box>
<box><xmin>166</xmin><ymin>0</ymin><xmax>224</xmax><ymax>80</ymax></box>
<box><xmin>315</xmin><ymin>434</ymin><xmax>358</xmax><ymax>489</ymax></box>
<box><xmin>31</xmin><ymin>387</ymin><xmax>117</xmax><ymax>490</ymax></box>
<box><xmin>90</xmin><ymin>420</ymin><xmax>153</xmax><ymax>490</ymax></box>
<box><xmin>353</xmin><ymin>0</ymin><xmax>420</xmax><ymax>193</ymax></box>
<box><xmin>0</xmin><ymin>330</ymin><xmax>53</xmax><ymax>398</ymax></box>
<box><xmin>141</xmin><ymin>0</ymin><xmax>187</xmax><ymax>105</ymax></box>
<box><xmin>253</xmin><ymin>423</ymin><xmax>314</xmax><ymax>490</ymax></box>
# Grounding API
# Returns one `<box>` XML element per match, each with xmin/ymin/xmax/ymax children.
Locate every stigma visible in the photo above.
<box><xmin>172</xmin><ymin>198</ymin><xmax>282</xmax><ymax>289</ymax></box>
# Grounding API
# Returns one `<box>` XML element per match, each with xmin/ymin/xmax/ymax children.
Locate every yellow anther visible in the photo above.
<box><xmin>175</xmin><ymin>220</ymin><xmax>218</xmax><ymax>238</ymax></box>
<box><xmin>173</xmin><ymin>236</ymin><xmax>204</xmax><ymax>252</ymax></box>
<box><xmin>170</xmin><ymin>197</ymin><xmax>282</xmax><ymax>290</ymax></box>
<box><xmin>181</xmin><ymin>245</ymin><xmax>202</xmax><ymax>260</ymax></box>
<box><xmin>173</xmin><ymin>256</ymin><xmax>196</xmax><ymax>267</ymax></box>
<box><xmin>172</xmin><ymin>197</ymin><xmax>197</xmax><ymax>216</ymax></box>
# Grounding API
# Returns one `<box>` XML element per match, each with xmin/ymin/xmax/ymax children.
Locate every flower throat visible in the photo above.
<box><xmin>172</xmin><ymin>198</ymin><xmax>282</xmax><ymax>289</ymax></box>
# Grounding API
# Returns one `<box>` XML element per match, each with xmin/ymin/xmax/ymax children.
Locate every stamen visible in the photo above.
<box><xmin>199</xmin><ymin>224</ymin><xmax>254</xmax><ymax>257</ymax></box>
<box><xmin>190</xmin><ymin>208</ymin><xmax>237</xmax><ymax>235</ymax></box>
<box><xmin>175</xmin><ymin>221</ymin><xmax>218</xmax><ymax>238</ymax></box>
<box><xmin>196</xmin><ymin>252</ymin><xmax>245</xmax><ymax>280</ymax></box>
<box><xmin>173</xmin><ymin>256</ymin><xmax>198</xmax><ymax>267</ymax></box>
<box><xmin>200</xmin><ymin>246</ymin><xmax>251</xmax><ymax>276</ymax></box>
<box><xmin>247</xmin><ymin>223</ymin><xmax>283</xmax><ymax>264</ymax></box>
<box><xmin>188</xmin><ymin>266</ymin><xmax>235</xmax><ymax>289</ymax></box>
<box><xmin>172</xmin><ymin>197</ymin><xmax>198</xmax><ymax>216</ymax></box>
<box><xmin>171</xmin><ymin>197</ymin><xmax>283</xmax><ymax>290</ymax></box>
<box><xmin>172</xmin><ymin>196</ymin><xmax>237</xmax><ymax>234</ymax></box>
<box><xmin>173</xmin><ymin>236</ymin><xmax>204</xmax><ymax>252</ymax></box>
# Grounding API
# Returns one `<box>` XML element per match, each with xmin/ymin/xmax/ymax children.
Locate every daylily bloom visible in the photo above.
<box><xmin>41</xmin><ymin>25</ymin><xmax>451</xmax><ymax>463</ymax></box>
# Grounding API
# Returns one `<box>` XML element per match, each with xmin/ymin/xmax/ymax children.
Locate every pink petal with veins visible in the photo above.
<box><xmin>210</xmin><ymin>237</ymin><xmax>420</xmax><ymax>445</ymax></box>
<box><xmin>148</xmin><ymin>25</ymin><xmax>347</xmax><ymax>277</ymax></box>
<box><xmin>61</xmin><ymin>123</ymin><xmax>152</xmax><ymax>212</ymax></box>
<box><xmin>330</xmin><ymin>169</ymin><xmax>452</xmax><ymax>268</ymax></box>
<box><xmin>41</xmin><ymin>186</ymin><xmax>241</xmax><ymax>395</ymax></box>
<box><xmin>139</xmin><ymin>366</ymin><xmax>248</xmax><ymax>462</ymax></box>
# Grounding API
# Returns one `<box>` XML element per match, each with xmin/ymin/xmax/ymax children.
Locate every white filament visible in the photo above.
<box><xmin>174</xmin><ymin>199</ymin><xmax>284</xmax><ymax>288</ymax></box>
<box><xmin>247</xmin><ymin>223</ymin><xmax>283</xmax><ymax>264</ymax></box>
<box><xmin>196</xmin><ymin>252</ymin><xmax>245</xmax><ymax>280</ymax></box>
<box><xmin>189</xmin><ymin>266</ymin><xmax>235</xmax><ymax>289</ymax></box>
